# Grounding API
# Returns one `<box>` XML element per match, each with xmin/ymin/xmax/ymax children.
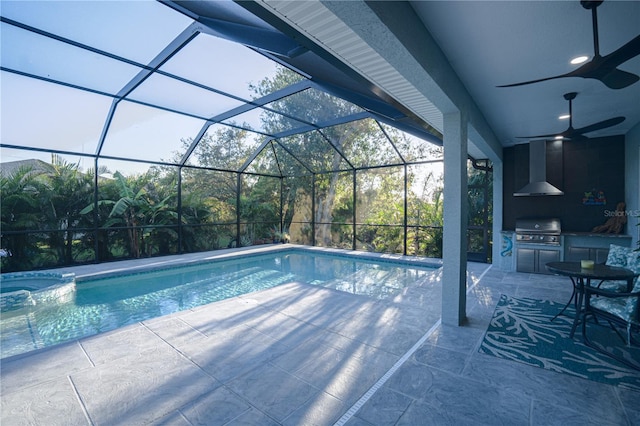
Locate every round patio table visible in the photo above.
<box><xmin>545</xmin><ymin>261</ymin><xmax>637</xmax><ymax>338</ymax></box>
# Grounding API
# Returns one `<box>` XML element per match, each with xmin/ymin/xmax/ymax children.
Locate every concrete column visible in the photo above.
<box><xmin>442</xmin><ymin>111</ymin><xmax>468</xmax><ymax>326</ymax></box>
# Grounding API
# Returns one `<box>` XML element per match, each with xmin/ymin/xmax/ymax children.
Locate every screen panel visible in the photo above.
<box><xmin>1</xmin><ymin>71</ymin><xmax>112</xmax><ymax>154</ymax></box>
<box><xmin>101</xmin><ymin>100</ymin><xmax>205</xmax><ymax>163</ymax></box>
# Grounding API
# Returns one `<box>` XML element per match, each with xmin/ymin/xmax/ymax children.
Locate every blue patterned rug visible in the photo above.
<box><xmin>480</xmin><ymin>295</ymin><xmax>640</xmax><ymax>390</ymax></box>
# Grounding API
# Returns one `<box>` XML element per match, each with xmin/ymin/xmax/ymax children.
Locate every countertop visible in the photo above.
<box><xmin>501</xmin><ymin>230</ymin><xmax>631</xmax><ymax>238</ymax></box>
<box><xmin>560</xmin><ymin>232</ymin><xmax>631</xmax><ymax>238</ymax></box>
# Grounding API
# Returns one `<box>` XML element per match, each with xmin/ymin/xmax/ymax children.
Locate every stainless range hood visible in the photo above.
<box><xmin>513</xmin><ymin>140</ymin><xmax>564</xmax><ymax>197</ymax></box>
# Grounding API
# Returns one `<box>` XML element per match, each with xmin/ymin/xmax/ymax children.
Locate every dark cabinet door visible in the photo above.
<box><xmin>517</xmin><ymin>247</ymin><xmax>560</xmax><ymax>274</ymax></box>
<box><xmin>538</xmin><ymin>249</ymin><xmax>560</xmax><ymax>274</ymax></box>
<box><xmin>566</xmin><ymin>247</ymin><xmax>590</xmax><ymax>262</ymax></box>
<box><xmin>516</xmin><ymin>248</ymin><xmax>536</xmax><ymax>273</ymax></box>
<box><xmin>594</xmin><ymin>248</ymin><xmax>609</xmax><ymax>264</ymax></box>
<box><xmin>565</xmin><ymin>245</ymin><xmax>610</xmax><ymax>263</ymax></box>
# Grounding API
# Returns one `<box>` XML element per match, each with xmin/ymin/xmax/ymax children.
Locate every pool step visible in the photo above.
<box><xmin>0</xmin><ymin>312</ymin><xmax>44</xmax><ymax>358</ymax></box>
<box><xmin>314</xmin><ymin>268</ymin><xmax>409</xmax><ymax>299</ymax></box>
<box><xmin>168</xmin><ymin>267</ymin><xmax>298</xmax><ymax>309</ymax></box>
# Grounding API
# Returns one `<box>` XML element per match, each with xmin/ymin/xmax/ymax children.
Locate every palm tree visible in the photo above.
<box><xmin>81</xmin><ymin>171</ymin><xmax>152</xmax><ymax>258</ymax></box>
<box><xmin>1</xmin><ymin>164</ymin><xmax>45</xmax><ymax>270</ymax></box>
<box><xmin>38</xmin><ymin>155</ymin><xmax>94</xmax><ymax>265</ymax></box>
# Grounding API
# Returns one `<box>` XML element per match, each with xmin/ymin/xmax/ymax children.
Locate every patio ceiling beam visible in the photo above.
<box><xmin>197</xmin><ymin>16</ymin><xmax>307</xmax><ymax>59</ymax></box>
<box><xmin>163</xmin><ymin>0</ymin><xmax>307</xmax><ymax>58</ymax></box>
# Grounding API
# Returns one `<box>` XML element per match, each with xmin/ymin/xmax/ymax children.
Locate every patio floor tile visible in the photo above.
<box><xmin>69</xmin><ymin>348</ymin><xmax>219</xmax><ymax>425</ymax></box>
<box><xmin>226</xmin><ymin>362</ymin><xmax>319</xmax><ymax>422</ymax></box>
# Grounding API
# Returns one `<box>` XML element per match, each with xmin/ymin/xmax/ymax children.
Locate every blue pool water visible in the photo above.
<box><xmin>0</xmin><ymin>250</ymin><xmax>438</xmax><ymax>359</ymax></box>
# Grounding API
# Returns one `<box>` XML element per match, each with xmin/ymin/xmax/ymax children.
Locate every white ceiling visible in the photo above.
<box><xmin>410</xmin><ymin>0</ymin><xmax>640</xmax><ymax>149</ymax></box>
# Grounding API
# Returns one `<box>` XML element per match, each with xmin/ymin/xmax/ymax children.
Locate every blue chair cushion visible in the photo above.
<box><xmin>601</xmin><ymin>244</ymin><xmax>634</xmax><ymax>291</ymax></box>
<box><xmin>591</xmin><ymin>251</ymin><xmax>640</xmax><ymax>325</ymax></box>
<box><xmin>605</xmin><ymin>244</ymin><xmax>631</xmax><ymax>267</ymax></box>
<box><xmin>626</xmin><ymin>250</ymin><xmax>640</xmax><ymax>288</ymax></box>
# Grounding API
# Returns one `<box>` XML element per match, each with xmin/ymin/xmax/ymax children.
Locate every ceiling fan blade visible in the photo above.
<box><xmin>602</xmin><ymin>35</ymin><xmax>640</xmax><ymax>68</ymax></box>
<box><xmin>572</xmin><ymin>36</ymin><xmax>640</xmax><ymax>89</ymax></box>
<box><xmin>600</xmin><ymin>68</ymin><xmax>640</xmax><ymax>89</ymax></box>
<box><xmin>516</xmin><ymin>90</ymin><xmax>626</xmax><ymax>141</ymax></box>
<box><xmin>497</xmin><ymin>62</ymin><xmax>639</xmax><ymax>89</ymax></box>
<box><xmin>565</xmin><ymin>134</ymin><xmax>589</xmax><ymax>141</ymax></box>
<box><xmin>538</xmin><ymin>131</ymin><xmax>589</xmax><ymax>141</ymax></box>
<box><xmin>496</xmin><ymin>59</ymin><xmax>616</xmax><ymax>88</ymax></box>
<box><xmin>498</xmin><ymin>25</ymin><xmax>640</xmax><ymax>89</ymax></box>
<box><xmin>573</xmin><ymin>116</ymin><xmax>625</xmax><ymax>135</ymax></box>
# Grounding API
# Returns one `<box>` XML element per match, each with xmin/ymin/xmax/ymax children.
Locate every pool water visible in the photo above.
<box><xmin>0</xmin><ymin>250</ymin><xmax>438</xmax><ymax>359</ymax></box>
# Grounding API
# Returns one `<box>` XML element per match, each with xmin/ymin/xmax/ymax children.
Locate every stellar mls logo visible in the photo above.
<box><xmin>604</xmin><ymin>209</ymin><xmax>640</xmax><ymax>217</ymax></box>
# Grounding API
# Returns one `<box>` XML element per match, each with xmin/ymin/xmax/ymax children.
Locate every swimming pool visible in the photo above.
<box><xmin>0</xmin><ymin>248</ymin><xmax>439</xmax><ymax>359</ymax></box>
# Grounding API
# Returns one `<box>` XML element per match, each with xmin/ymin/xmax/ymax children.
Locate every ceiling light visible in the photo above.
<box><xmin>558</xmin><ymin>114</ymin><xmax>570</xmax><ymax>120</ymax></box>
<box><xmin>554</xmin><ymin>135</ymin><xmax>564</xmax><ymax>140</ymax></box>
<box><xmin>570</xmin><ymin>55</ymin><xmax>589</xmax><ymax>65</ymax></box>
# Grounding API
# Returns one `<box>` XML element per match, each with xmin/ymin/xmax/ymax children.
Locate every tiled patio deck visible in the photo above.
<box><xmin>1</xmin><ymin>249</ymin><xmax>639</xmax><ymax>425</ymax></box>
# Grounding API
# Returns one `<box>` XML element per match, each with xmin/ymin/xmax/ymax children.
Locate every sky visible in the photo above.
<box><xmin>0</xmin><ymin>0</ymin><xmax>281</xmax><ymax>175</ymax></box>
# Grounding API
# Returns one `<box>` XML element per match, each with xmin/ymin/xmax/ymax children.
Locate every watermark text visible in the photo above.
<box><xmin>604</xmin><ymin>209</ymin><xmax>640</xmax><ymax>217</ymax></box>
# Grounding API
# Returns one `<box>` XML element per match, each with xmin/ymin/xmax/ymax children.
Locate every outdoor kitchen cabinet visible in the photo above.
<box><xmin>516</xmin><ymin>247</ymin><xmax>560</xmax><ymax>274</ymax></box>
<box><xmin>564</xmin><ymin>246</ymin><xmax>610</xmax><ymax>264</ymax></box>
<box><xmin>563</xmin><ymin>234</ymin><xmax>632</xmax><ymax>264</ymax></box>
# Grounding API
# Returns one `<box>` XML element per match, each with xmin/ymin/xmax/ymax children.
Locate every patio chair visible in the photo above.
<box><xmin>597</xmin><ymin>244</ymin><xmax>634</xmax><ymax>291</ymax></box>
<box><xmin>581</xmin><ymin>251</ymin><xmax>640</xmax><ymax>371</ymax></box>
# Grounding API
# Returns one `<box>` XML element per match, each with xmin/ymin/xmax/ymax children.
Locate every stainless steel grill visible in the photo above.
<box><xmin>515</xmin><ymin>217</ymin><xmax>561</xmax><ymax>246</ymax></box>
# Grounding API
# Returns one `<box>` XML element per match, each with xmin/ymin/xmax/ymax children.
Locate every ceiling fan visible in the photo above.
<box><xmin>498</xmin><ymin>0</ymin><xmax>640</xmax><ymax>90</ymax></box>
<box><xmin>517</xmin><ymin>92</ymin><xmax>625</xmax><ymax>140</ymax></box>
